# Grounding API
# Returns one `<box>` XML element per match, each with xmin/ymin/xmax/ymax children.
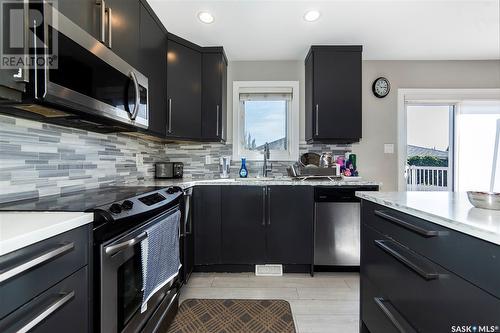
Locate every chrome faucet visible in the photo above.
<box><xmin>262</xmin><ymin>142</ymin><xmax>272</xmax><ymax>177</ymax></box>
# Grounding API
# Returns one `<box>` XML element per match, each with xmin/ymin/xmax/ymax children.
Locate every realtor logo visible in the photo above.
<box><xmin>0</xmin><ymin>0</ymin><xmax>58</xmax><ymax>70</ymax></box>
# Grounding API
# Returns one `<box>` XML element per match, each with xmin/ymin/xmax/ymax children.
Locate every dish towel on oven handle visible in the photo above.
<box><xmin>140</xmin><ymin>210</ymin><xmax>182</xmax><ymax>313</ymax></box>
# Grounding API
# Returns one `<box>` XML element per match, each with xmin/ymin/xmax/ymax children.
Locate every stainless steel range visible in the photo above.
<box><xmin>93</xmin><ymin>186</ymin><xmax>184</xmax><ymax>333</ymax></box>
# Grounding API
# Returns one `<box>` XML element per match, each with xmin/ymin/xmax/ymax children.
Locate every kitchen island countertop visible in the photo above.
<box><xmin>356</xmin><ymin>191</ymin><xmax>500</xmax><ymax>246</ymax></box>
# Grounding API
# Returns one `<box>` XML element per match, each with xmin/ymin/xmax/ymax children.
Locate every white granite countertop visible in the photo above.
<box><xmin>356</xmin><ymin>191</ymin><xmax>500</xmax><ymax>246</ymax></box>
<box><xmin>134</xmin><ymin>177</ymin><xmax>381</xmax><ymax>189</ymax></box>
<box><xmin>0</xmin><ymin>212</ymin><xmax>93</xmax><ymax>256</ymax></box>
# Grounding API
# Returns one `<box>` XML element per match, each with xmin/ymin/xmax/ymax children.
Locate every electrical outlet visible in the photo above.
<box><xmin>205</xmin><ymin>155</ymin><xmax>211</xmax><ymax>164</ymax></box>
<box><xmin>136</xmin><ymin>153</ymin><xmax>144</xmax><ymax>166</ymax></box>
<box><xmin>384</xmin><ymin>144</ymin><xmax>395</xmax><ymax>154</ymax></box>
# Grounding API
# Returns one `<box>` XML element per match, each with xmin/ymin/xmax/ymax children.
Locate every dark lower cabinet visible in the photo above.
<box><xmin>360</xmin><ymin>201</ymin><xmax>500</xmax><ymax>333</ymax></box>
<box><xmin>0</xmin><ymin>225</ymin><xmax>91</xmax><ymax>332</ymax></box>
<box><xmin>194</xmin><ymin>186</ymin><xmax>222</xmax><ymax>265</ymax></box>
<box><xmin>221</xmin><ymin>186</ymin><xmax>267</xmax><ymax>264</ymax></box>
<box><xmin>266</xmin><ymin>186</ymin><xmax>313</xmax><ymax>264</ymax></box>
<box><xmin>138</xmin><ymin>3</ymin><xmax>167</xmax><ymax>137</ymax></box>
<box><xmin>166</xmin><ymin>38</ymin><xmax>202</xmax><ymax>139</ymax></box>
<box><xmin>194</xmin><ymin>185</ymin><xmax>314</xmax><ymax>268</ymax></box>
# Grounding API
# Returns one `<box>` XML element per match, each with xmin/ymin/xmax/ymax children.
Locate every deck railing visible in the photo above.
<box><xmin>406</xmin><ymin>165</ymin><xmax>449</xmax><ymax>191</ymax></box>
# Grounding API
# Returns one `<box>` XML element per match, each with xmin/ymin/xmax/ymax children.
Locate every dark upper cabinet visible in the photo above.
<box><xmin>58</xmin><ymin>0</ymin><xmax>97</xmax><ymax>38</ymax></box>
<box><xmin>202</xmin><ymin>49</ymin><xmax>228</xmax><ymax>142</ymax></box>
<box><xmin>167</xmin><ymin>37</ymin><xmax>202</xmax><ymax>139</ymax></box>
<box><xmin>61</xmin><ymin>0</ymin><xmax>140</xmax><ymax>67</ymax></box>
<box><xmin>138</xmin><ymin>4</ymin><xmax>167</xmax><ymax>137</ymax></box>
<box><xmin>266</xmin><ymin>186</ymin><xmax>313</xmax><ymax>264</ymax></box>
<box><xmin>193</xmin><ymin>186</ymin><xmax>222</xmax><ymax>265</ymax></box>
<box><xmin>305</xmin><ymin>45</ymin><xmax>362</xmax><ymax>143</ymax></box>
<box><xmin>221</xmin><ymin>186</ymin><xmax>267</xmax><ymax>264</ymax></box>
<box><xmin>104</xmin><ymin>0</ymin><xmax>140</xmax><ymax>67</ymax></box>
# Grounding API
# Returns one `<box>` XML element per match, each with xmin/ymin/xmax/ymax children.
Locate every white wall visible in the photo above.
<box><xmin>226</xmin><ymin>60</ymin><xmax>500</xmax><ymax>190</ymax></box>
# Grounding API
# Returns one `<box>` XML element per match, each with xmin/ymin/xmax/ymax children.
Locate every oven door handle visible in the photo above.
<box><xmin>105</xmin><ymin>232</ymin><xmax>147</xmax><ymax>256</ymax></box>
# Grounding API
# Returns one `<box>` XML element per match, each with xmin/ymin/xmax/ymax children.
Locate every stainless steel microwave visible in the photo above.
<box><xmin>27</xmin><ymin>3</ymin><xmax>149</xmax><ymax>130</ymax></box>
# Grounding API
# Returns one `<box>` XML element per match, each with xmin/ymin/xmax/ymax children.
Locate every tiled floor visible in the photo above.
<box><xmin>179</xmin><ymin>272</ymin><xmax>360</xmax><ymax>333</ymax></box>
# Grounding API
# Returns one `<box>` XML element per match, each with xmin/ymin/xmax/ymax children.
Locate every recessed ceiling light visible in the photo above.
<box><xmin>304</xmin><ymin>10</ymin><xmax>320</xmax><ymax>22</ymax></box>
<box><xmin>198</xmin><ymin>11</ymin><xmax>214</xmax><ymax>24</ymax></box>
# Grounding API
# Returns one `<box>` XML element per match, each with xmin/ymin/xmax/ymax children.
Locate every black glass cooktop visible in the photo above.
<box><xmin>0</xmin><ymin>186</ymin><xmax>164</xmax><ymax>212</ymax></box>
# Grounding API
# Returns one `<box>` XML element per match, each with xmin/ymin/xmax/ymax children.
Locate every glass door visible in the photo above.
<box><xmin>405</xmin><ymin>104</ymin><xmax>455</xmax><ymax>191</ymax></box>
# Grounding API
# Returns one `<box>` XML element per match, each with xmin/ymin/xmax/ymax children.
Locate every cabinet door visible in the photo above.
<box><xmin>58</xmin><ymin>0</ymin><xmax>96</xmax><ymax>38</ymax></box>
<box><xmin>313</xmin><ymin>48</ymin><xmax>362</xmax><ymax>141</ymax></box>
<box><xmin>106</xmin><ymin>0</ymin><xmax>140</xmax><ymax>67</ymax></box>
<box><xmin>221</xmin><ymin>186</ymin><xmax>266</xmax><ymax>264</ymax></box>
<box><xmin>202</xmin><ymin>52</ymin><xmax>225</xmax><ymax>141</ymax></box>
<box><xmin>167</xmin><ymin>40</ymin><xmax>202</xmax><ymax>139</ymax></box>
<box><xmin>138</xmin><ymin>4</ymin><xmax>167</xmax><ymax>137</ymax></box>
<box><xmin>266</xmin><ymin>186</ymin><xmax>314</xmax><ymax>264</ymax></box>
<box><xmin>193</xmin><ymin>186</ymin><xmax>221</xmax><ymax>265</ymax></box>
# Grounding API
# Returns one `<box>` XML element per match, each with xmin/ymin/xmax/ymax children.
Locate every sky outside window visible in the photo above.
<box><xmin>244</xmin><ymin>100</ymin><xmax>287</xmax><ymax>150</ymax></box>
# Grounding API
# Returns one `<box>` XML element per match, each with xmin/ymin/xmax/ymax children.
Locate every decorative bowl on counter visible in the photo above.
<box><xmin>467</xmin><ymin>191</ymin><xmax>500</xmax><ymax>210</ymax></box>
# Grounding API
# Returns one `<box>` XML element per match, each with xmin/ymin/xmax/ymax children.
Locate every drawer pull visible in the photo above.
<box><xmin>374</xmin><ymin>210</ymin><xmax>443</xmax><ymax>237</ymax></box>
<box><xmin>374</xmin><ymin>297</ymin><xmax>416</xmax><ymax>333</ymax></box>
<box><xmin>0</xmin><ymin>243</ymin><xmax>74</xmax><ymax>284</ymax></box>
<box><xmin>17</xmin><ymin>291</ymin><xmax>75</xmax><ymax>333</ymax></box>
<box><xmin>374</xmin><ymin>240</ymin><xmax>439</xmax><ymax>281</ymax></box>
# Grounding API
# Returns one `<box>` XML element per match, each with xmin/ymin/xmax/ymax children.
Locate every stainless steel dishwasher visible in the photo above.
<box><xmin>314</xmin><ymin>186</ymin><xmax>378</xmax><ymax>267</ymax></box>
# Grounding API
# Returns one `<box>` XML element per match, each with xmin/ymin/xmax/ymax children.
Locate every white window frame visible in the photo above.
<box><xmin>397</xmin><ymin>88</ymin><xmax>500</xmax><ymax>191</ymax></box>
<box><xmin>232</xmin><ymin>81</ymin><xmax>300</xmax><ymax>161</ymax></box>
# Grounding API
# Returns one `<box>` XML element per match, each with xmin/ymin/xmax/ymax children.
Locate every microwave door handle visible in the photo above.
<box><xmin>129</xmin><ymin>71</ymin><xmax>140</xmax><ymax>120</ymax></box>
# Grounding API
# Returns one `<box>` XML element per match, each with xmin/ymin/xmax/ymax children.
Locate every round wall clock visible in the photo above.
<box><xmin>372</xmin><ymin>77</ymin><xmax>390</xmax><ymax>98</ymax></box>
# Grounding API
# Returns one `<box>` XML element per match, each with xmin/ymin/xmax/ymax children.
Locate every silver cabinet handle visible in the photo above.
<box><xmin>0</xmin><ymin>243</ymin><xmax>74</xmax><ymax>284</ymax></box>
<box><xmin>262</xmin><ymin>187</ymin><xmax>266</xmax><ymax>226</ymax></box>
<box><xmin>216</xmin><ymin>105</ymin><xmax>220</xmax><ymax>136</ymax></box>
<box><xmin>105</xmin><ymin>232</ymin><xmax>147</xmax><ymax>256</ymax></box>
<box><xmin>17</xmin><ymin>291</ymin><xmax>75</xmax><ymax>333</ymax></box>
<box><xmin>373</xmin><ymin>297</ymin><xmax>417</xmax><ymax>333</ymax></box>
<box><xmin>315</xmin><ymin>104</ymin><xmax>319</xmax><ymax>136</ymax></box>
<box><xmin>106</xmin><ymin>7</ymin><xmax>112</xmax><ymax>48</ymax></box>
<box><xmin>129</xmin><ymin>71</ymin><xmax>140</xmax><ymax>120</ymax></box>
<box><xmin>374</xmin><ymin>240</ymin><xmax>439</xmax><ymax>281</ymax></box>
<box><xmin>96</xmin><ymin>0</ymin><xmax>106</xmax><ymax>43</ymax></box>
<box><xmin>374</xmin><ymin>210</ymin><xmax>445</xmax><ymax>237</ymax></box>
<box><xmin>168</xmin><ymin>98</ymin><xmax>173</xmax><ymax>133</ymax></box>
<box><xmin>267</xmin><ymin>187</ymin><xmax>271</xmax><ymax>225</ymax></box>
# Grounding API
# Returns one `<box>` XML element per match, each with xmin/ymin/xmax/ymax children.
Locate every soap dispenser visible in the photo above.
<box><xmin>239</xmin><ymin>158</ymin><xmax>248</xmax><ymax>178</ymax></box>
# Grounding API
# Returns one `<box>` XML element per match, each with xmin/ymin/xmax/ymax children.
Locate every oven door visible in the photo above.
<box><xmin>100</xmin><ymin>208</ymin><xmax>180</xmax><ymax>333</ymax></box>
<box><xmin>33</xmin><ymin>2</ymin><xmax>148</xmax><ymax>129</ymax></box>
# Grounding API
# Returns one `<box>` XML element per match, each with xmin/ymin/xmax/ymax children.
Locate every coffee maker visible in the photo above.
<box><xmin>219</xmin><ymin>156</ymin><xmax>231</xmax><ymax>178</ymax></box>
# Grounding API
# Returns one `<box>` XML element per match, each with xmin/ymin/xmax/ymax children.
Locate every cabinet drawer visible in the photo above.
<box><xmin>0</xmin><ymin>225</ymin><xmax>90</xmax><ymax>318</ymax></box>
<box><xmin>362</xmin><ymin>200</ymin><xmax>500</xmax><ymax>299</ymax></box>
<box><xmin>362</xmin><ymin>223</ymin><xmax>500</xmax><ymax>333</ymax></box>
<box><xmin>0</xmin><ymin>267</ymin><xmax>88</xmax><ymax>333</ymax></box>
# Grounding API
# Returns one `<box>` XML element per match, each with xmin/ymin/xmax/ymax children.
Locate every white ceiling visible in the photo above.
<box><xmin>147</xmin><ymin>0</ymin><xmax>500</xmax><ymax>61</ymax></box>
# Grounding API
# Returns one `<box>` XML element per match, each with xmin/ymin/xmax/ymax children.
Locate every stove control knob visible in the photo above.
<box><xmin>122</xmin><ymin>200</ymin><xmax>134</xmax><ymax>210</ymax></box>
<box><xmin>109</xmin><ymin>203</ymin><xmax>122</xmax><ymax>214</ymax></box>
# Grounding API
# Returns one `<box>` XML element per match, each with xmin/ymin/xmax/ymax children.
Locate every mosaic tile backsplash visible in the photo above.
<box><xmin>0</xmin><ymin>115</ymin><xmax>165</xmax><ymax>203</ymax></box>
<box><xmin>0</xmin><ymin>115</ymin><xmax>349</xmax><ymax>203</ymax></box>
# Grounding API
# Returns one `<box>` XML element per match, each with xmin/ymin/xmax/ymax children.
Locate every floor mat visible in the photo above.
<box><xmin>167</xmin><ymin>299</ymin><xmax>296</xmax><ymax>333</ymax></box>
